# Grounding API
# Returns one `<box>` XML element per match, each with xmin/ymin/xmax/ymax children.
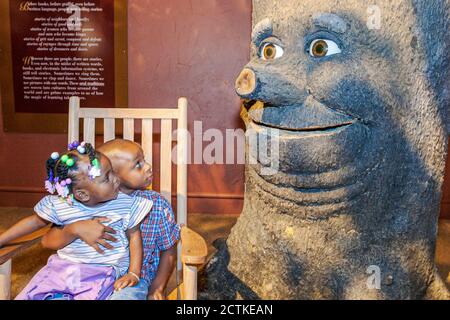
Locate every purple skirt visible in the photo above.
<box><xmin>15</xmin><ymin>254</ymin><xmax>116</xmax><ymax>300</ymax></box>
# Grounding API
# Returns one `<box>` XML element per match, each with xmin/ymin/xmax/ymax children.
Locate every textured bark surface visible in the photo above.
<box><xmin>200</xmin><ymin>0</ymin><xmax>450</xmax><ymax>299</ymax></box>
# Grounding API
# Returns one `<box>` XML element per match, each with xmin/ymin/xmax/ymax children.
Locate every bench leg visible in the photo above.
<box><xmin>183</xmin><ymin>263</ymin><xmax>197</xmax><ymax>300</ymax></box>
<box><xmin>0</xmin><ymin>259</ymin><xmax>11</xmax><ymax>300</ymax></box>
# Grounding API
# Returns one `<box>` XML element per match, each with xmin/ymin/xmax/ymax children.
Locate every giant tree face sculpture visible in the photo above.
<box><xmin>236</xmin><ymin>0</ymin><xmax>448</xmax><ymax>220</ymax></box>
<box><xmin>202</xmin><ymin>0</ymin><xmax>450</xmax><ymax>299</ymax></box>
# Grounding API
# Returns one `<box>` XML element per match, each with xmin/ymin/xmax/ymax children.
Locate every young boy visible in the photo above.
<box><xmin>41</xmin><ymin>139</ymin><xmax>180</xmax><ymax>300</ymax></box>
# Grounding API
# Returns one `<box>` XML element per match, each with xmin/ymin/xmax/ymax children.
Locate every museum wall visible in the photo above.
<box><xmin>0</xmin><ymin>0</ymin><xmax>249</xmax><ymax>214</ymax></box>
<box><xmin>127</xmin><ymin>0</ymin><xmax>250</xmax><ymax>214</ymax></box>
<box><xmin>0</xmin><ymin>0</ymin><xmax>448</xmax><ymax>218</ymax></box>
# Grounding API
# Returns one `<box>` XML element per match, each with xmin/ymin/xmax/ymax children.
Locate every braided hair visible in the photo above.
<box><xmin>45</xmin><ymin>142</ymin><xmax>98</xmax><ymax>196</ymax></box>
<box><xmin>84</xmin><ymin>142</ymin><xmax>97</xmax><ymax>164</ymax></box>
<box><xmin>45</xmin><ymin>157</ymin><xmax>58</xmax><ymax>183</ymax></box>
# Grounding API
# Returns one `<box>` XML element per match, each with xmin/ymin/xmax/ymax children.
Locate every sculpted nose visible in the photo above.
<box><xmin>235</xmin><ymin>68</ymin><xmax>256</xmax><ymax>97</ymax></box>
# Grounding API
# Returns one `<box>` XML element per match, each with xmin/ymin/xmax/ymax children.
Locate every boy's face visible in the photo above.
<box><xmin>107</xmin><ymin>142</ymin><xmax>153</xmax><ymax>192</ymax></box>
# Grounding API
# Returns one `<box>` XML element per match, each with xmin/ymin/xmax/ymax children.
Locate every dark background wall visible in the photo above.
<box><xmin>0</xmin><ymin>0</ymin><xmax>448</xmax><ymax>218</ymax></box>
<box><xmin>127</xmin><ymin>0</ymin><xmax>250</xmax><ymax>214</ymax></box>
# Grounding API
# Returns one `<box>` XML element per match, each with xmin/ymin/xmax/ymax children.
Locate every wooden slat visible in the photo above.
<box><xmin>141</xmin><ymin>119</ymin><xmax>153</xmax><ymax>165</ymax></box>
<box><xmin>123</xmin><ymin>119</ymin><xmax>134</xmax><ymax>141</ymax></box>
<box><xmin>68</xmin><ymin>96</ymin><xmax>80</xmax><ymax>143</ymax></box>
<box><xmin>160</xmin><ymin>119</ymin><xmax>172</xmax><ymax>203</ymax></box>
<box><xmin>181</xmin><ymin>227</ymin><xmax>207</xmax><ymax>265</ymax></box>
<box><xmin>169</xmin><ymin>227</ymin><xmax>208</xmax><ymax>301</ymax></box>
<box><xmin>79</xmin><ymin>108</ymin><xmax>180</xmax><ymax>119</ymax></box>
<box><xmin>83</xmin><ymin>118</ymin><xmax>95</xmax><ymax>147</ymax></box>
<box><xmin>104</xmin><ymin>118</ymin><xmax>115</xmax><ymax>142</ymax></box>
<box><xmin>168</xmin><ymin>282</ymin><xmax>184</xmax><ymax>300</ymax></box>
<box><xmin>176</xmin><ymin>98</ymin><xmax>188</xmax><ymax>274</ymax></box>
<box><xmin>183</xmin><ymin>264</ymin><xmax>197</xmax><ymax>300</ymax></box>
<box><xmin>0</xmin><ymin>225</ymin><xmax>52</xmax><ymax>265</ymax></box>
<box><xmin>177</xmin><ymin>98</ymin><xmax>188</xmax><ymax>227</ymax></box>
<box><xmin>0</xmin><ymin>259</ymin><xmax>11</xmax><ymax>300</ymax></box>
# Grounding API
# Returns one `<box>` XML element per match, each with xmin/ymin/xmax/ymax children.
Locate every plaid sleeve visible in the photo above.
<box><xmin>33</xmin><ymin>196</ymin><xmax>62</xmax><ymax>225</ymax></box>
<box><xmin>156</xmin><ymin>196</ymin><xmax>181</xmax><ymax>251</ymax></box>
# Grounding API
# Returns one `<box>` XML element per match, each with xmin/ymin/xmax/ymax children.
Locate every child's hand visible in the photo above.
<box><xmin>148</xmin><ymin>288</ymin><xmax>165</xmax><ymax>300</ymax></box>
<box><xmin>114</xmin><ymin>273</ymin><xmax>139</xmax><ymax>291</ymax></box>
<box><xmin>72</xmin><ymin>218</ymin><xmax>117</xmax><ymax>253</ymax></box>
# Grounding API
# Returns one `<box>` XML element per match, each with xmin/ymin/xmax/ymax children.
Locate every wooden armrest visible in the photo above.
<box><xmin>181</xmin><ymin>227</ymin><xmax>207</xmax><ymax>265</ymax></box>
<box><xmin>0</xmin><ymin>225</ymin><xmax>51</xmax><ymax>265</ymax></box>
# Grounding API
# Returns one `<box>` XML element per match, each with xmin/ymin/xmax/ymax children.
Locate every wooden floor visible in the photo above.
<box><xmin>0</xmin><ymin>207</ymin><xmax>448</xmax><ymax>299</ymax></box>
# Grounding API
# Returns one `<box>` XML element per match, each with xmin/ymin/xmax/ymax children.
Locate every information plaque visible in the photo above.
<box><xmin>0</xmin><ymin>0</ymin><xmax>127</xmax><ymax>133</ymax></box>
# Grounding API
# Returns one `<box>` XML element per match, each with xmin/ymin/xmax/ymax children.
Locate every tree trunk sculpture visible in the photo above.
<box><xmin>201</xmin><ymin>0</ymin><xmax>450</xmax><ymax>299</ymax></box>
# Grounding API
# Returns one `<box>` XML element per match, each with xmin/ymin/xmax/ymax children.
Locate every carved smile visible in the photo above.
<box><xmin>253</xmin><ymin>118</ymin><xmax>356</xmax><ymax>133</ymax></box>
<box><xmin>243</xmin><ymin>98</ymin><xmax>359</xmax><ymax>134</ymax></box>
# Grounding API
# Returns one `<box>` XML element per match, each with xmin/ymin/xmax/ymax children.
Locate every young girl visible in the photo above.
<box><xmin>0</xmin><ymin>142</ymin><xmax>153</xmax><ymax>300</ymax></box>
<box><xmin>41</xmin><ymin>139</ymin><xmax>180</xmax><ymax>300</ymax></box>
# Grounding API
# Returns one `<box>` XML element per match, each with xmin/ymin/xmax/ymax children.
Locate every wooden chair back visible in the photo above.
<box><xmin>68</xmin><ymin>96</ymin><xmax>188</xmax><ymax>274</ymax></box>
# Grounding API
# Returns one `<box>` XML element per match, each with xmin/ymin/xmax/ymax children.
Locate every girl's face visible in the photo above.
<box><xmin>73</xmin><ymin>153</ymin><xmax>120</xmax><ymax>206</ymax></box>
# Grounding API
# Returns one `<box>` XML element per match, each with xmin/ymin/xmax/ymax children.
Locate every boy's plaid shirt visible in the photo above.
<box><xmin>133</xmin><ymin>190</ymin><xmax>181</xmax><ymax>284</ymax></box>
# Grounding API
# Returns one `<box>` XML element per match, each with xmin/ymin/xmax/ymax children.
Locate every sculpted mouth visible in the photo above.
<box><xmin>241</xmin><ymin>97</ymin><xmax>373</xmax><ymax>199</ymax></box>
<box><xmin>239</xmin><ymin>97</ymin><xmax>373</xmax><ymax>218</ymax></box>
<box><xmin>243</xmin><ymin>98</ymin><xmax>359</xmax><ymax>133</ymax></box>
<box><xmin>253</xmin><ymin>118</ymin><xmax>356</xmax><ymax>133</ymax></box>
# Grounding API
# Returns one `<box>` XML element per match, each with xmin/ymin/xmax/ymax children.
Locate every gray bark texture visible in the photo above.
<box><xmin>200</xmin><ymin>0</ymin><xmax>450</xmax><ymax>299</ymax></box>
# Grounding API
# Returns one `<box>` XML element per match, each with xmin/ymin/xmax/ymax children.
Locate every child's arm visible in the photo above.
<box><xmin>114</xmin><ymin>224</ymin><xmax>142</xmax><ymax>291</ymax></box>
<box><xmin>41</xmin><ymin>218</ymin><xmax>117</xmax><ymax>253</ymax></box>
<box><xmin>148</xmin><ymin>244</ymin><xmax>177</xmax><ymax>300</ymax></box>
<box><xmin>0</xmin><ymin>214</ymin><xmax>49</xmax><ymax>248</ymax></box>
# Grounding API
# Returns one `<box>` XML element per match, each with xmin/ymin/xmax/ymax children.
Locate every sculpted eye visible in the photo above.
<box><xmin>259</xmin><ymin>42</ymin><xmax>284</xmax><ymax>60</ymax></box>
<box><xmin>308</xmin><ymin>39</ymin><xmax>341</xmax><ymax>57</ymax></box>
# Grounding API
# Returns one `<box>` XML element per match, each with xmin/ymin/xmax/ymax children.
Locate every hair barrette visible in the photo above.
<box><xmin>88</xmin><ymin>166</ymin><xmax>101</xmax><ymax>180</ymax></box>
<box><xmin>68</xmin><ymin>141</ymin><xmax>80</xmax><ymax>151</ymax></box>
<box><xmin>51</xmin><ymin>152</ymin><xmax>60</xmax><ymax>160</ymax></box>
<box><xmin>45</xmin><ymin>180</ymin><xmax>55</xmax><ymax>194</ymax></box>
<box><xmin>60</xmin><ymin>154</ymin><xmax>75</xmax><ymax>167</ymax></box>
<box><xmin>60</xmin><ymin>178</ymin><xmax>72</xmax><ymax>187</ymax></box>
<box><xmin>68</xmin><ymin>141</ymin><xmax>88</xmax><ymax>155</ymax></box>
<box><xmin>55</xmin><ymin>181</ymin><xmax>70</xmax><ymax>199</ymax></box>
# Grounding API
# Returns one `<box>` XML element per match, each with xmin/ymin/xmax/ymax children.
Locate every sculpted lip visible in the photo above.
<box><xmin>252</xmin><ymin>118</ymin><xmax>356</xmax><ymax>133</ymax></box>
<box><xmin>244</xmin><ymin>99</ymin><xmax>359</xmax><ymax>134</ymax></box>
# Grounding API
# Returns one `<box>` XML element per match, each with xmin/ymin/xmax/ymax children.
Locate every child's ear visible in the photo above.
<box><xmin>74</xmin><ymin>189</ymin><xmax>90</xmax><ymax>203</ymax></box>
